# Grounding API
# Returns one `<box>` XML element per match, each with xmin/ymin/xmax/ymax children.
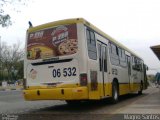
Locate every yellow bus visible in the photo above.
<box><xmin>23</xmin><ymin>18</ymin><xmax>147</xmax><ymax>104</ymax></box>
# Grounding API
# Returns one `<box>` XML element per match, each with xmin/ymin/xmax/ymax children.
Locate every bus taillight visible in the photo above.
<box><xmin>80</xmin><ymin>73</ymin><xmax>88</xmax><ymax>86</ymax></box>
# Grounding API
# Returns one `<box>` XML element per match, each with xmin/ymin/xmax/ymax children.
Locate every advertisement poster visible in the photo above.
<box><xmin>27</xmin><ymin>24</ymin><xmax>77</xmax><ymax>60</ymax></box>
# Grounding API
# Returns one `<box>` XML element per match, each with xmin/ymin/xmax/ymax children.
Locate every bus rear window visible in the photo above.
<box><xmin>27</xmin><ymin>24</ymin><xmax>78</xmax><ymax>60</ymax></box>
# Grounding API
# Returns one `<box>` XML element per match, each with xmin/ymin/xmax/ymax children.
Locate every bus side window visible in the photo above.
<box><xmin>132</xmin><ymin>56</ymin><xmax>141</xmax><ymax>71</ymax></box>
<box><xmin>109</xmin><ymin>43</ymin><xmax>119</xmax><ymax>66</ymax></box>
<box><xmin>86</xmin><ymin>29</ymin><xmax>90</xmax><ymax>43</ymax></box>
<box><xmin>119</xmin><ymin>49</ymin><xmax>127</xmax><ymax>67</ymax></box>
<box><xmin>86</xmin><ymin>29</ymin><xmax>97</xmax><ymax>60</ymax></box>
<box><xmin>98</xmin><ymin>44</ymin><xmax>102</xmax><ymax>71</ymax></box>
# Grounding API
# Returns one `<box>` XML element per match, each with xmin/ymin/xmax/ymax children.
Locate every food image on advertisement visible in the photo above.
<box><xmin>27</xmin><ymin>24</ymin><xmax>77</xmax><ymax>60</ymax></box>
<box><xmin>27</xmin><ymin>45</ymin><xmax>56</xmax><ymax>60</ymax></box>
<box><xmin>34</xmin><ymin>48</ymin><xmax>41</xmax><ymax>59</ymax></box>
<box><xmin>58</xmin><ymin>39</ymin><xmax>78</xmax><ymax>55</ymax></box>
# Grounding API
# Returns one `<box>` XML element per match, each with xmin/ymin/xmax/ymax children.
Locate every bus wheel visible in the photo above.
<box><xmin>138</xmin><ymin>82</ymin><xmax>143</xmax><ymax>95</ymax></box>
<box><xmin>111</xmin><ymin>81</ymin><xmax>119</xmax><ymax>104</ymax></box>
<box><xmin>65</xmin><ymin>100</ymin><xmax>81</xmax><ymax>105</ymax></box>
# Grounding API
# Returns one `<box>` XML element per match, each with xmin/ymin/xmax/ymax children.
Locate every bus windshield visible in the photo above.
<box><xmin>27</xmin><ymin>24</ymin><xmax>78</xmax><ymax>60</ymax></box>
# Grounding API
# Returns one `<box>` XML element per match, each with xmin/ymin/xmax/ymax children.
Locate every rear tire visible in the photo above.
<box><xmin>111</xmin><ymin>81</ymin><xmax>119</xmax><ymax>104</ymax></box>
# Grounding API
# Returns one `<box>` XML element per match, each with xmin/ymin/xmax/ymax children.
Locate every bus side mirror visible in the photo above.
<box><xmin>146</xmin><ymin>66</ymin><xmax>149</xmax><ymax>71</ymax></box>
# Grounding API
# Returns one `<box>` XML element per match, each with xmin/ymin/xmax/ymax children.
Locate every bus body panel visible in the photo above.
<box><xmin>24</xmin><ymin>18</ymin><xmax>147</xmax><ymax>101</ymax></box>
<box><xmin>26</xmin><ymin>59</ymin><xmax>79</xmax><ymax>87</ymax></box>
<box><xmin>24</xmin><ymin>22</ymin><xmax>90</xmax><ymax>100</ymax></box>
<box><xmin>24</xmin><ymin>87</ymin><xmax>88</xmax><ymax>100</ymax></box>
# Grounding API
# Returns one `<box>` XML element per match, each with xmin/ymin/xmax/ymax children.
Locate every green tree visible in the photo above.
<box><xmin>14</xmin><ymin>60</ymin><xmax>24</xmax><ymax>80</ymax></box>
<box><xmin>0</xmin><ymin>41</ymin><xmax>24</xmax><ymax>82</ymax></box>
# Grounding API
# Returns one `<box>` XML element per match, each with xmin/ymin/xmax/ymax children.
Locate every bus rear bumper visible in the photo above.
<box><xmin>23</xmin><ymin>87</ymin><xmax>88</xmax><ymax>101</ymax></box>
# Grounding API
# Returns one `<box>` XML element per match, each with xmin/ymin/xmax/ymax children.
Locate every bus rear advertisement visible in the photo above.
<box><xmin>27</xmin><ymin>24</ymin><xmax>77</xmax><ymax>60</ymax></box>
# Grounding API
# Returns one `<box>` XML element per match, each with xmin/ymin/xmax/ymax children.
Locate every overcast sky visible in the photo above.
<box><xmin>1</xmin><ymin>0</ymin><xmax>160</xmax><ymax>74</ymax></box>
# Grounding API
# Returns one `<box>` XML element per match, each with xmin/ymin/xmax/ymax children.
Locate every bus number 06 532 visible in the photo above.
<box><xmin>52</xmin><ymin>67</ymin><xmax>76</xmax><ymax>78</ymax></box>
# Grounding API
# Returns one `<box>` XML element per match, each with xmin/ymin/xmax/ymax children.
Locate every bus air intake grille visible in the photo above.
<box><xmin>31</xmin><ymin>59</ymin><xmax>72</xmax><ymax>66</ymax></box>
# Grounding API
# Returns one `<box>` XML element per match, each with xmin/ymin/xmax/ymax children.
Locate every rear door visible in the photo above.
<box><xmin>126</xmin><ymin>55</ymin><xmax>132</xmax><ymax>91</ymax></box>
<box><xmin>98</xmin><ymin>42</ymin><xmax>109</xmax><ymax>97</ymax></box>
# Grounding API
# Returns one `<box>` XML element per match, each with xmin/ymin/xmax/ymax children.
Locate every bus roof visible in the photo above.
<box><xmin>27</xmin><ymin>18</ymin><xmax>142</xmax><ymax>60</ymax></box>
